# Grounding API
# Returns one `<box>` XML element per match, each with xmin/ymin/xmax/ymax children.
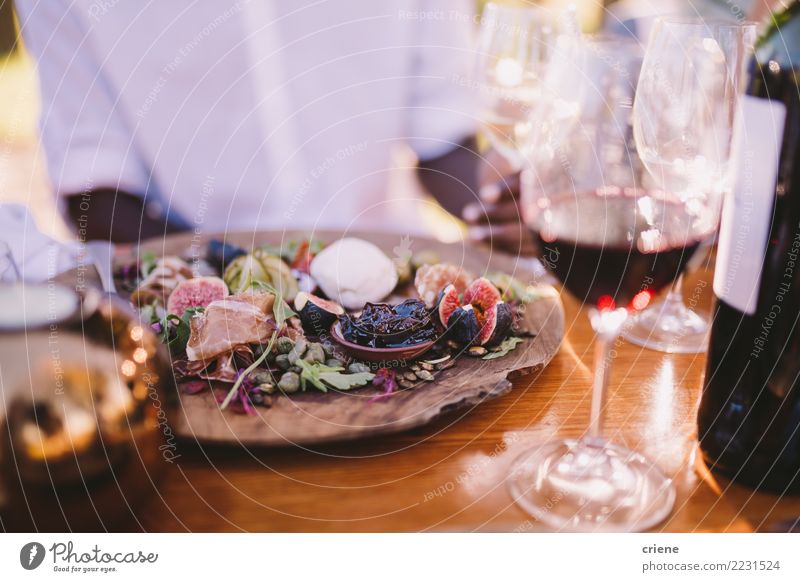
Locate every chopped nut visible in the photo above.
<box><xmin>303</xmin><ymin>343</ymin><xmax>326</xmax><ymax>364</ymax></box>
<box><xmin>275</xmin><ymin>354</ymin><xmax>291</xmax><ymax>370</ymax></box>
<box><xmin>422</xmin><ymin>355</ymin><xmax>451</xmax><ymax>365</ymax></box>
<box><xmin>416</xmin><ymin>369</ymin><xmax>435</xmax><ymax>382</ymax></box>
<box><xmin>403</xmin><ymin>371</ymin><xmax>418</xmax><ymax>382</ymax></box>
<box><xmin>347</xmin><ymin>362</ymin><xmax>371</xmax><ymax>374</ymax></box>
<box><xmin>249</xmin><ymin>369</ymin><xmax>273</xmax><ymax>385</ymax></box>
<box><xmin>276</xmin><ymin>336</ymin><xmax>294</xmax><ymax>354</ymax></box>
<box><xmin>468</xmin><ymin>346</ymin><xmax>487</xmax><ymax>357</ymax></box>
<box><xmin>287</xmin><ymin>339</ymin><xmax>308</xmax><ymax>364</ymax></box>
<box><xmin>420</xmin><ymin>362</ymin><xmax>434</xmax><ymax>371</ymax></box>
<box><xmin>436</xmin><ymin>360</ymin><xmax>456</xmax><ymax>371</ymax></box>
<box><xmin>278</xmin><ymin>372</ymin><xmax>300</xmax><ymax>393</ymax></box>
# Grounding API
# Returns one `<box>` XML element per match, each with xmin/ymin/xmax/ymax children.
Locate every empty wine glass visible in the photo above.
<box><xmin>474</xmin><ymin>2</ymin><xmax>580</xmax><ymax>168</ymax></box>
<box><xmin>622</xmin><ymin>19</ymin><xmax>756</xmax><ymax>353</ymax></box>
<box><xmin>509</xmin><ymin>36</ymin><xmax>723</xmax><ymax>531</ymax></box>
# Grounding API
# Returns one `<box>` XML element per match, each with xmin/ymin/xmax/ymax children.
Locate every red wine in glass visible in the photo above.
<box><xmin>534</xmin><ymin>189</ymin><xmax>707</xmax><ymax>310</ymax></box>
<box><xmin>509</xmin><ymin>31</ymin><xmax>731</xmax><ymax>530</ymax></box>
<box><xmin>510</xmin><ymin>186</ymin><xmax>708</xmax><ymax>531</ymax></box>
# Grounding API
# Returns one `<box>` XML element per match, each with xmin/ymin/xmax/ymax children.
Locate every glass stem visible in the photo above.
<box><xmin>587</xmin><ymin>308</ymin><xmax>628</xmax><ymax>443</ymax></box>
<box><xmin>588</xmin><ymin>333</ymin><xmax>613</xmax><ymax>441</ymax></box>
<box><xmin>664</xmin><ymin>274</ymin><xmax>685</xmax><ymax>308</ymax></box>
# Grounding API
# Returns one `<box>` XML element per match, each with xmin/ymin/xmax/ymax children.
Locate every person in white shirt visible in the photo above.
<box><xmin>17</xmin><ymin>0</ymin><xmax>527</xmax><ymax>251</ymax></box>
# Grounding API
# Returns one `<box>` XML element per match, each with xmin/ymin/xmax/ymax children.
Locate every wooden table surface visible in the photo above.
<box><xmin>118</xmin><ymin>268</ymin><xmax>799</xmax><ymax>532</ymax></box>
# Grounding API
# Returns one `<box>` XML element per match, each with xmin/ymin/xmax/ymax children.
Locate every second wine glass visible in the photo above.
<box><xmin>622</xmin><ymin>19</ymin><xmax>757</xmax><ymax>353</ymax></box>
<box><xmin>475</xmin><ymin>2</ymin><xmax>580</xmax><ymax>169</ymax></box>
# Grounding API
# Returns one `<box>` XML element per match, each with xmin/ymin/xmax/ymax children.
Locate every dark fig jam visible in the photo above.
<box><xmin>340</xmin><ymin>299</ymin><xmax>436</xmax><ymax>348</ymax></box>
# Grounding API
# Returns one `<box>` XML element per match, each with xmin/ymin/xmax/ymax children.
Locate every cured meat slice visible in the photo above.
<box><xmin>186</xmin><ymin>292</ymin><xmax>276</xmax><ymax>362</ymax></box>
<box><xmin>229</xmin><ymin>289</ymin><xmax>275</xmax><ymax>314</ymax></box>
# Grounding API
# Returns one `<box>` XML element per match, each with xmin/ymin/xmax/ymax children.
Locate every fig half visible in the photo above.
<box><xmin>462</xmin><ymin>277</ymin><xmax>502</xmax><ymax>312</ymax></box>
<box><xmin>446</xmin><ymin>304</ymin><xmax>481</xmax><ymax>345</ymax></box>
<box><xmin>476</xmin><ymin>301</ymin><xmax>513</xmax><ymax>346</ymax></box>
<box><xmin>294</xmin><ymin>291</ymin><xmax>345</xmax><ymax>336</ymax></box>
<box><xmin>436</xmin><ymin>284</ymin><xmax>461</xmax><ymax>327</ymax></box>
<box><xmin>166</xmin><ymin>276</ymin><xmax>229</xmax><ymax>316</ymax></box>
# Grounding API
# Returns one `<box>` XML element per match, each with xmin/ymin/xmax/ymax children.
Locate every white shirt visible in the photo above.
<box><xmin>17</xmin><ymin>0</ymin><xmax>477</xmax><ymax>233</ymax></box>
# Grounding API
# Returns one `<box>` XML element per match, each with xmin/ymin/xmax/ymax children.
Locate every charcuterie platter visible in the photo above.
<box><xmin>114</xmin><ymin>230</ymin><xmax>564</xmax><ymax>446</ymax></box>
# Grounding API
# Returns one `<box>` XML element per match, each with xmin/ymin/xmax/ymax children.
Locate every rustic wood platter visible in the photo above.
<box><xmin>127</xmin><ymin>230</ymin><xmax>564</xmax><ymax>446</ymax></box>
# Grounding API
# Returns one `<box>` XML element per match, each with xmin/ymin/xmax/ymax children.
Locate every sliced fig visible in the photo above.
<box><xmin>294</xmin><ymin>291</ymin><xmax>345</xmax><ymax>337</ymax></box>
<box><xmin>166</xmin><ymin>276</ymin><xmax>229</xmax><ymax>316</ymax></box>
<box><xmin>477</xmin><ymin>301</ymin><xmax>514</xmax><ymax>346</ymax></box>
<box><xmin>446</xmin><ymin>304</ymin><xmax>481</xmax><ymax>345</ymax></box>
<box><xmin>462</xmin><ymin>277</ymin><xmax>502</xmax><ymax>312</ymax></box>
<box><xmin>436</xmin><ymin>284</ymin><xmax>461</xmax><ymax>327</ymax></box>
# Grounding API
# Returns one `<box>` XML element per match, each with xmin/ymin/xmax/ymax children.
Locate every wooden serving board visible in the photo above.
<box><xmin>131</xmin><ymin>230</ymin><xmax>564</xmax><ymax>446</ymax></box>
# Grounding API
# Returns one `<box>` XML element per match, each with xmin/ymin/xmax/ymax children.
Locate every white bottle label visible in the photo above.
<box><xmin>714</xmin><ymin>94</ymin><xmax>787</xmax><ymax>315</ymax></box>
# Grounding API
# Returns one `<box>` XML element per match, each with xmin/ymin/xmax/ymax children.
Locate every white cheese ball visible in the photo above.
<box><xmin>310</xmin><ymin>238</ymin><xmax>398</xmax><ymax>310</ymax></box>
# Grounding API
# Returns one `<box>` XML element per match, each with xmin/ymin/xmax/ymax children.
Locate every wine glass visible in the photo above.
<box><xmin>474</xmin><ymin>2</ymin><xmax>580</xmax><ymax>169</ymax></box>
<box><xmin>510</xmin><ymin>36</ymin><xmax>720</xmax><ymax>531</ymax></box>
<box><xmin>621</xmin><ymin>19</ymin><xmax>757</xmax><ymax>353</ymax></box>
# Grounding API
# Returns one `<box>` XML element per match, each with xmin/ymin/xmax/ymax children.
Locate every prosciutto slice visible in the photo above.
<box><xmin>186</xmin><ymin>292</ymin><xmax>275</xmax><ymax>362</ymax></box>
<box><xmin>174</xmin><ymin>345</ymin><xmax>257</xmax><ymax>383</ymax></box>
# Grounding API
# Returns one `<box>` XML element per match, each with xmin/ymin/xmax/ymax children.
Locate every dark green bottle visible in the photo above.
<box><xmin>698</xmin><ymin>0</ymin><xmax>800</xmax><ymax>492</ymax></box>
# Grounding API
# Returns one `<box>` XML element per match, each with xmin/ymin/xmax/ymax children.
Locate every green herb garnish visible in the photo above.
<box><xmin>482</xmin><ymin>336</ymin><xmax>524</xmax><ymax>360</ymax></box>
<box><xmin>255</xmin><ymin>282</ymin><xmax>296</xmax><ymax>327</ymax></box>
<box><xmin>296</xmin><ymin>359</ymin><xmax>374</xmax><ymax>393</ymax></box>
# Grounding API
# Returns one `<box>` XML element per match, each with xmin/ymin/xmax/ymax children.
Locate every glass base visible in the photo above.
<box><xmin>508</xmin><ymin>439</ymin><xmax>676</xmax><ymax>532</ymax></box>
<box><xmin>621</xmin><ymin>297</ymin><xmax>709</xmax><ymax>354</ymax></box>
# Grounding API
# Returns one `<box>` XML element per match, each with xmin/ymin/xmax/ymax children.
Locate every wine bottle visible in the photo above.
<box><xmin>698</xmin><ymin>0</ymin><xmax>800</xmax><ymax>493</ymax></box>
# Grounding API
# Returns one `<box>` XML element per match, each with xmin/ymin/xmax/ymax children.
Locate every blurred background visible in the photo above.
<box><xmin>0</xmin><ymin>0</ymin><xmax>757</xmax><ymax>241</ymax></box>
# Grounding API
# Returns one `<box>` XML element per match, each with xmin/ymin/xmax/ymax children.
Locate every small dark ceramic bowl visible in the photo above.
<box><xmin>328</xmin><ymin>322</ymin><xmax>435</xmax><ymax>364</ymax></box>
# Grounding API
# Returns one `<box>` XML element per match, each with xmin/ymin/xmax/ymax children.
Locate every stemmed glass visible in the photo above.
<box><xmin>621</xmin><ymin>19</ymin><xmax>757</xmax><ymax>353</ymax></box>
<box><xmin>509</xmin><ymin>36</ymin><xmax>720</xmax><ymax>531</ymax></box>
<box><xmin>474</xmin><ymin>2</ymin><xmax>580</xmax><ymax>169</ymax></box>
